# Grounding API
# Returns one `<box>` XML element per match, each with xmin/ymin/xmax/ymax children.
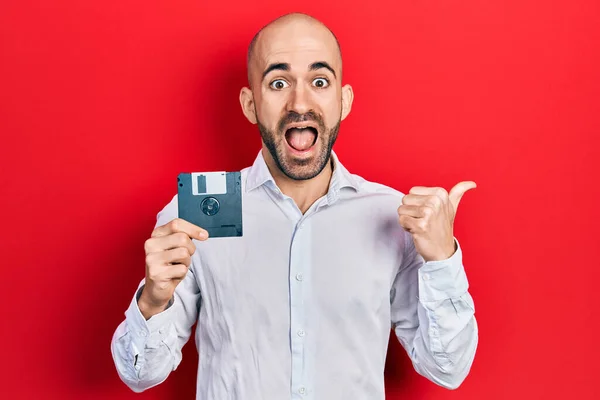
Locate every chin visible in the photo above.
<box><xmin>276</xmin><ymin>143</ymin><xmax>331</xmax><ymax>181</ymax></box>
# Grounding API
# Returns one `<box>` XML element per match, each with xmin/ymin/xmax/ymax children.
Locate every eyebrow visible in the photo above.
<box><xmin>261</xmin><ymin>61</ymin><xmax>337</xmax><ymax>80</ymax></box>
<box><xmin>262</xmin><ymin>63</ymin><xmax>289</xmax><ymax>79</ymax></box>
<box><xmin>309</xmin><ymin>61</ymin><xmax>336</xmax><ymax>78</ymax></box>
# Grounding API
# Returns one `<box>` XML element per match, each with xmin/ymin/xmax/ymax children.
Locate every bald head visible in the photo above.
<box><xmin>246</xmin><ymin>13</ymin><xmax>342</xmax><ymax>85</ymax></box>
<box><xmin>238</xmin><ymin>12</ymin><xmax>354</xmax><ymax>182</ymax></box>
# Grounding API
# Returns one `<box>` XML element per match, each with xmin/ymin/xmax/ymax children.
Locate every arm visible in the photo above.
<box><xmin>390</xmin><ymin>235</ymin><xmax>478</xmax><ymax>389</ymax></box>
<box><xmin>110</xmin><ymin>195</ymin><xmax>203</xmax><ymax>392</ymax></box>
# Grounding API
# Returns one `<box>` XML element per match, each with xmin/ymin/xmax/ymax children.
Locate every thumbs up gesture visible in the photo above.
<box><xmin>398</xmin><ymin>181</ymin><xmax>476</xmax><ymax>262</ymax></box>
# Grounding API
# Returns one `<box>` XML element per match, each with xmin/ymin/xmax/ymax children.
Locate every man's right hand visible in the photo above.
<box><xmin>138</xmin><ymin>218</ymin><xmax>208</xmax><ymax>320</ymax></box>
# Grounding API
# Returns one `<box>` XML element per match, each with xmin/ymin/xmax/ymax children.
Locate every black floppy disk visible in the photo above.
<box><xmin>177</xmin><ymin>171</ymin><xmax>243</xmax><ymax>238</ymax></box>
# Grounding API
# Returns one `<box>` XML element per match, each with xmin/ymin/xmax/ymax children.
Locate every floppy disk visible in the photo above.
<box><xmin>177</xmin><ymin>171</ymin><xmax>243</xmax><ymax>238</ymax></box>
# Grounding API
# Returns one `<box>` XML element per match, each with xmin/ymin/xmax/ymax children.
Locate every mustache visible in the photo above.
<box><xmin>277</xmin><ymin>111</ymin><xmax>325</xmax><ymax>133</ymax></box>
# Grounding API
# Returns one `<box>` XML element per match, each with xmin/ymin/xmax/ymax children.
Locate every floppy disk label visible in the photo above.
<box><xmin>191</xmin><ymin>172</ymin><xmax>227</xmax><ymax>195</ymax></box>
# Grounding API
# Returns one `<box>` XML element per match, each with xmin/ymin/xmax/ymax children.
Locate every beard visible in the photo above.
<box><xmin>257</xmin><ymin>110</ymin><xmax>341</xmax><ymax>181</ymax></box>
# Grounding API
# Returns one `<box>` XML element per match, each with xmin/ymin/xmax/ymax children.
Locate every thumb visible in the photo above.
<box><xmin>449</xmin><ymin>181</ymin><xmax>477</xmax><ymax>212</ymax></box>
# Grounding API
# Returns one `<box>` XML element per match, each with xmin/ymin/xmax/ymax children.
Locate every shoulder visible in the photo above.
<box><xmin>338</xmin><ymin>171</ymin><xmax>408</xmax><ymax>227</ymax></box>
<box><xmin>350</xmin><ymin>172</ymin><xmax>407</xmax><ymax>201</ymax></box>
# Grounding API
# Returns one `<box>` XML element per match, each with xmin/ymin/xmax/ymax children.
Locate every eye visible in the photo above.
<box><xmin>270</xmin><ymin>79</ymin><xmax>289</xmax><ymax>90</ymax></box>
<box><xmin>312</xmin><ymin>78</ymin><xmax>329</xmax><ymax>88</ymax></box>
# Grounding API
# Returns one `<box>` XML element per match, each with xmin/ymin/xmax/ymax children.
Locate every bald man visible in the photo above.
<box><xmin>111</xmin><ymin>13</ymin><xmax>478</xmax><ymax>399</ymax></box>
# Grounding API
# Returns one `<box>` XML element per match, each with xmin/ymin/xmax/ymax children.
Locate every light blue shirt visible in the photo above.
<box><xmin>111</xmin><ymin>150</ymin><xmax>478</xmax><ymax>399</ymax></box>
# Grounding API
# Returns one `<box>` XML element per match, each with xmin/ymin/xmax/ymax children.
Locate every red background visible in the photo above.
<box><xmin>1</xmin><ymin>1</ymin><xmax>599</xmax><ymax>399</ymax></box>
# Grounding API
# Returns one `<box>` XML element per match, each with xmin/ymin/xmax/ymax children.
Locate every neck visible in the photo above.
<box><xmin>262</xmin><ymin>148</ymin><xmax>333</xmax><ymax>214</ymax></box>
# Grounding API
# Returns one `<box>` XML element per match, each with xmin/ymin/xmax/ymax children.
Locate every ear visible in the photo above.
<box><xmin>239</xmin><ymin>87</ymin><xmax>257</xmax><ymax>124</ymax></box>
<box><xmin>340</xmin><ymin>84</ymin><xmax>354</xmax><ymax>121</ymax></box>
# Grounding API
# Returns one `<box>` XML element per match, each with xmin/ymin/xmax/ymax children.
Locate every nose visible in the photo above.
<box><xmin>286</xmin><ymin>83</ymin><xmax>312</xmax><ymax>115</ymax></box>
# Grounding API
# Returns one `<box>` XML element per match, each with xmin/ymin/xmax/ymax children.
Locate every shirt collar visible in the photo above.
<box><xmin>244</xmin><ymin>149</ymin><xmax>361</xmax><ymax>199</ymax></box>
<box><xmin>244</xmin><ymin>150</ymin><xmax>273</xmax><ymax>193</ymax></box>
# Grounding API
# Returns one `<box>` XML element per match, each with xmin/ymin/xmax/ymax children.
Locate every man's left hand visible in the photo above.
<box><xmin>398</xmin><ymin>181</ymin><xmax>477</xmax><ymax>262</ymax></box>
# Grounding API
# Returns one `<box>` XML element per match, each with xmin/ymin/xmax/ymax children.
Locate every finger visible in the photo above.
<box><xmin>448</xmin><ymin>181</ymin><xmax>477</xmax><ymax>212</ymax></box>
<box><xmin>167</xmin><ymin>264</ymin><xmax>190</xmax><ymax>281</ymax></box>
<box><xmin>145</xmin><ymin>232</ymin><xmax>196</xmax><ymax>256</ymax></box>
<box><xmin>398</xmin><ymin>204</ymin><xmax>433</xmax><ymax>219</ymax></box>
<box><xmin>146</xmin><ymin>247</ymin><xmax>191</xmax><ymax>268</ymax></box>
<box><xmin>409</xmin><ymin>186</ymin><xmax>448</xmax><ymax>206</ymax></box>
<box><xmin>409</xmin><ymin>186</ymin><xmax>448</xmax><ymax>198</ymax></box>
<box><xmin>151</xmin><ymin>218</ymin><xmax>208</xmax><ymax>241</ymax></box>
<box><xmin>402</xmin><ymin>194</ymin><xmax>443</xmax><ymax>209</ymax></box>
<box><xmin>401</xmin><ymin>194</ymin><xmax>427</xmax><ymax>206</ymax></box>
<box><xmin>145</xmin><ymin>262</ymin><xmax>188</xmax><ymax>287</ymax></box>
<box><xmin>398</xmin><ymin>214</ymin><xmax>426</xmax><ymax>234</ymax></box>
<box><xmin>162</xmin><ymin>247</ymin><xmax>192</xmax><ymax>267</ymax></box>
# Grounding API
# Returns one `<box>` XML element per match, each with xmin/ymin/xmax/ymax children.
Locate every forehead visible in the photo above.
<box><xmin>253</xmin><ymin>22</ymin><xmax>341</xmax><ymax>75</ymax></box>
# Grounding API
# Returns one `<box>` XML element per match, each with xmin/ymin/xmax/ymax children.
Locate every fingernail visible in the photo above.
<box><xmin>198</xmin><ymin>231</ymin><xmax>208</xmax><ymax>240</ymax></box>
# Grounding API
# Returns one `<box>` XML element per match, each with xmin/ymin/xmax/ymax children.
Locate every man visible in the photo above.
<box><xmin>111</xmin><ymin>12</ymin><xmax>478</xmax><ymax>399</ymax></box>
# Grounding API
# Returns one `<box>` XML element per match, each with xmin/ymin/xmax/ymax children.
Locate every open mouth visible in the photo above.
<box><xmin>284</xmin><ymin>126</ymin><xmax>318</xmax><ymax>152</ymax></box>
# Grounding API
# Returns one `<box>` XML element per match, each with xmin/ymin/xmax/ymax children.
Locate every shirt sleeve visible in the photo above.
<box><xmin>390</xmin><ymin>234</ymin><xmax>478</xmax><ymax>390</ymax></box>
<box><xmin>110</xmin><ymin>195</ymin><xmax>201</xmax><ymax>393</ymax></box>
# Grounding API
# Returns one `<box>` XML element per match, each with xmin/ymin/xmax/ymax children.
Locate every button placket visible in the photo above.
<box><xmin>289</xmin><ymin>217</ymin><xmax>310</xmax><ymax>399</ymax></box>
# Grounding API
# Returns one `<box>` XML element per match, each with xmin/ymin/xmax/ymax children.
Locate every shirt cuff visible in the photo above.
<box><xmin>418</xmin><ymin>238</ymin><xmax>470</xmax><ymax>302</ymax></box>
<box><xmin>124</xmin><ymin>284</ymin><xmax>176</xmax><ymax>351</ymax></box>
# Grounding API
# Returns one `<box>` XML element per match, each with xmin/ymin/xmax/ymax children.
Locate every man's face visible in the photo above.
<box><xmin>241</xmin><ymin>18</ymin><xmax>353</xmax><ymax>180</ymax></box>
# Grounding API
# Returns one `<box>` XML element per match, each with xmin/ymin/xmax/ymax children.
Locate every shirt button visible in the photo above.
<box><xmin>298</xmin><ymin>387</ymin><xmax>306</xmax><ymax>394</ymax></box>
<box><xmin>422</xmin><ymin>273</ymin><xmax>430</xmax><ymax>280</ymax></box>
<box><xmin>140</xmin><ymin>331</ymin><xmax>147</xmax><ymax>337</ymax></box>
<box><xmin>297</xmin><ymin>329</ymin><xmax>305</xmax><ymax>337</ymax></box>
<box><xmin>296</xmin><ymin>273</ymin><xmax>303</xmax><ymax>281</ymax></box>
